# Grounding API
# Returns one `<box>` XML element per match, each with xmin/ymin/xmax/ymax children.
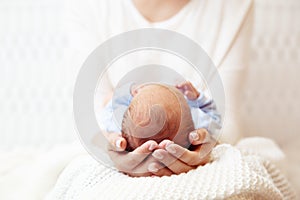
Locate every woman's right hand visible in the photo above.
<box><xmin>106</xmin><ymin>132</ymin><xmax>173</xmax><ymax>177</ymax></box>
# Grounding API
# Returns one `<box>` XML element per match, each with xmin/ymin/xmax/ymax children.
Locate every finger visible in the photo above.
<box><xmin>106</xmin><ymin>132</ymin><xmax>127</xmax><ymax>152</ymax></box>
<box><xmin>125</xmin><ymin>170</ymin><xmax>153</xmax><ymax>177</ymax></box>
<box><xmin>108</xmin><ymin>140</ymin><xmax>158</xmax><ymax>172</ymax></box>
<box><xmin>126</xmin><ymin>161</ymin><xmax>173</xmax><ymax>177</ymax></box>
<box><xmin>185</xmin><ymin>82</ymin><xmax>199</xmax><ymax>94</ymax></box>
<box><xmin>165</xmin><ymin>143</ymin><xmax>212</xmax><ymax>166</ymax></box>
<box><xmin>148</xmin><ymin>162</ymin><xmax>173</xmax><ymax>177</ymax></box>
<box><xmin>152</xmin><ymin>149</ymin><xmax>194</xmax><ymax>174</ymax></box>
<box><xmin>121</xmin><ymin>155</ymin><xmax>155</xmax><ymax>177</ymax></box>
<box><xmin>189</xmin><ymin>129</ymin><xmax>211</xmax><ymax>145</ymax></box>
<box><xmin>186</xmin><ymin>81</ymin><xmax>195</xmax><ymax>90</ymax></box>
<box><xmin>175</xmin><ymin>83</ymin><xmax>185</xmax><ymax>89</ymax></box>
<box><xmin>165</xmin><ymin>144</ymin><xmax>197</xmax><ymax>165</ymax></box>
<box><xmin>177</xmin><ymin>88</ymin><xmax>185</xmax><ymax>95</ymax></box>
<box><xmin>125</xmin><ymin>155</ymin><xmax>170</xmax><ymax>177</ymax></box>
<box><xmin>184</xmin><ymin>91</ymin><xmax>193</xmax><ymax>99</ymax></box>
<box><xmin>158</xmin><ymin>139</ymin><xmax>174</xmax><ymax>149</ymax></box>
<box><xmin>175</xmin><ymin>85</ymin><xmax>185</xmax><ymax>94</ymax></box>
<box><xmin>134</xmin><ymin>140</ymin><xmax>158</xmax><ymax>153</ymax></box>
<box><xmin>197</xmin><ymin>142</ymin><xmax>215</xmax><ymax>162</ymax></box>
<box><xmin>177</xmin><ymin>82</ymin><xmax>191</xmax><ymax>90</ymax></box>
<box><xmin>183</xmin><ymin>81</ymin><xmax>192</xmax><ymax>89</ymax></box>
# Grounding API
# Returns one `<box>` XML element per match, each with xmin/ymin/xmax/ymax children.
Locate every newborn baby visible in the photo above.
<box><xmin>100</xmin><ymin>81</ymin><xmax>221</xmax><ymax>152</ymax></box>
<box><xmin>121</xmin><ymin>84</ymin><xmax>195</xmax><ymax>151</ymax></box>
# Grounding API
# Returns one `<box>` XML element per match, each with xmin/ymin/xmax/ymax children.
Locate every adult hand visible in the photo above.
<box><xmin>105</xmin><ymin>132</ymin><xmax>173</xmax><ymax>177</ymax></box>
<box><xmin>150</xmin><ymin>128</ymin><xmax>217</xmax><ymax>175</ymax></box>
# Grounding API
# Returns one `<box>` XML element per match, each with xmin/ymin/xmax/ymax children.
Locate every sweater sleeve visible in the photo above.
<box><xmin>216</xmin><ymin>1</ymin><xmax>254</xmax><ymax>143</ymax></box>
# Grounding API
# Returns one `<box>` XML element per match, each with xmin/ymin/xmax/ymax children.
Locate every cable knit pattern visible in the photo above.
<box><xmin>46</xmin><ymin>144</ymin><xmax>296</xmax><ymax>200</ymax></box>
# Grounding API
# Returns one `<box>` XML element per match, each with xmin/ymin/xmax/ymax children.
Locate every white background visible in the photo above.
<box><xmin>0</xmin><ymin>0</ymin><xmax>299</xmax><ymax>196</ymax></box>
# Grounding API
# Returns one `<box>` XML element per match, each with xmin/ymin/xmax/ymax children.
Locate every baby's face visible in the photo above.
<box><xmin>122</xmin><ymin>84</ymin><xmax>194</xmax><ymax>151</ymax></box>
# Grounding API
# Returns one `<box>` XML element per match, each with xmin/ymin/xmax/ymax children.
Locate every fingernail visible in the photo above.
<box><xmin>116</xmin><ymin>139</ymin><xmax>122</xmax><ymax>149</ymax></box>
<box><xmin>190</xmin><ymin>132</ymin><xmax>199</xmax><ymax>141</ymax></box>
<box><xmin>166</xmin><ymin>144</ymin><xmax>176</xmax><ymax>154</ymax></box>
<box><xmin>149</xmin><ymin>143</ymin><xmax>157</xmax><ymax>151</ymax></box>
<box><xmin>153</xmin><ymin>151</ymin><xmax>164</xmax><ymax>160</ymax></box>
<box><xmin>148</xmin><ymin>163</ymin><xmax>158</xmax><ymax>172</ymax></box>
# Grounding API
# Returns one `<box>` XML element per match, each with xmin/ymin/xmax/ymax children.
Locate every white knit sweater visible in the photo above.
<box><xmin>46</xmin><ymin>144</ymin><xmax>296</xmax><ymax>200</ymax></box>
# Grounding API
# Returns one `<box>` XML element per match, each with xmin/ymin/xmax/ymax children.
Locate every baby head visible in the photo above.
<box><xmin>122</xmin><ymin>83</ymin><xmax>195</xmax><ymax>151</ymax></box>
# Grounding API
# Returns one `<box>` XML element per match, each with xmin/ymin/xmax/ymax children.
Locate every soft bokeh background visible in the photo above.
<box><xmin>0</xmin><ymin>0</ymin><xmax>299</xmax><ymax>196</ymax></box>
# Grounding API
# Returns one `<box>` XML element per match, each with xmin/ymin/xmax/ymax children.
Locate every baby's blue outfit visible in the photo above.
<box><xmin>99</xmin><ymin>83</ymin><xmax>221</xmax><ymax>134</ymax></box>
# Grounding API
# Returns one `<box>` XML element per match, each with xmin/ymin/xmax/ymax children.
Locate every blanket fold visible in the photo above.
<box><xmin>45</xmin><ymin>143</ymin><xmax>296</xmax><ymax>200</ymax></box>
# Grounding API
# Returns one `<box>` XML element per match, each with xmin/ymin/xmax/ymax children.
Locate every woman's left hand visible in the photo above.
<box><xmin>150</xmin><ymin>128</ymin><xmax>217</xmax><ymax>174</ymax></box>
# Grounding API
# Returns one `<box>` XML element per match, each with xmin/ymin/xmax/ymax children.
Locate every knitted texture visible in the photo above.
<box><xmin>46</xmin><ymin>144</ymin><xmax>296</xmax><ymax>200</ymax></box>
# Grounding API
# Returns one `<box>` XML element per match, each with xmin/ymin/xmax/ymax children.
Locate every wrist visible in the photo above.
<box><xmin>187</xmin><ymin>90</ymin><xmax>204</xmax><ymax>107</ymax></box>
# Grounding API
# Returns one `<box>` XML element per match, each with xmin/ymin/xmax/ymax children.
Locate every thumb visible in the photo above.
<box><xmin>106</xmin><ymin>132</ymin><xmax>127</xmax><ymax>151</ymax></box>
<box><xmin>184</xmin><ymin>91</ymin><xmax>194</xmax><ymax>100</ymax></box>
<box><xmin>189</xmin><ymin>129</ymin><xmax>210</xmax><ymax>145</ymax></box>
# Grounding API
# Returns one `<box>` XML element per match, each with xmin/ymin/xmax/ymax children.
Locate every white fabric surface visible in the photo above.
<box><xmin>45</xmin><ymin>140</ymin><xmax>295</xmax><ymax>200</ymax></box>
<box><xmin>0</xmin><ymin>137</ymin><xmax>295</xmax><ymax>200</ymax></box>
<box><xmin>0</xmin><ymin>142</ymin><xmax>85</xmax><ymax>200</ymax></box>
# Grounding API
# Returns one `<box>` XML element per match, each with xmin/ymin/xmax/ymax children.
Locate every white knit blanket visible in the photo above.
<box><xmin>46</xmin><ymin>143</ymin><xmax>296</xmax><ymax>200</ymax></box>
